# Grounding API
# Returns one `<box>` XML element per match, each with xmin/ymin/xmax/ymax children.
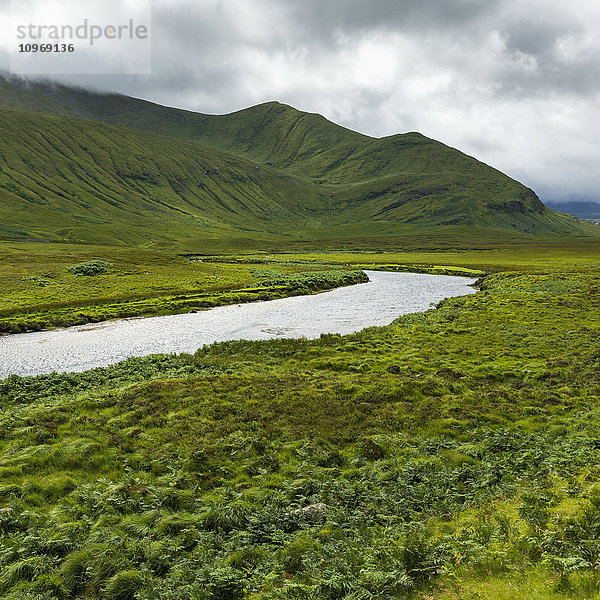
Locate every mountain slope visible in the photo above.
<box><xmin>0</xmin><ymin>75</ymin><xmax>596</xmax><ymax>247</ymax></box>
<box><xmin>0</xmin><ymin>107</ymin><xmax>329</xmax><ymax>247</ymax></box>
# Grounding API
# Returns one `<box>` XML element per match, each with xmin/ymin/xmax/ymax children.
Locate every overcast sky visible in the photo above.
<box><xmin>2</xmin><ymin>0</ymin><xmax>599</xmax><ymax>202</ymax></box>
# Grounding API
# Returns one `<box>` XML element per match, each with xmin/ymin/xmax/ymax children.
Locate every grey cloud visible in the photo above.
<box><xmin>283</xmin><ymin>0</ymin><xmax>494</xmax><ymax>37</ymax></box>
<box><xmin>499</xmin><ymin>18</ymin><xmax>600</xmax><ymax>96</ymax></box>
<box><xmin>504</xmin><ymin>20</ymin><xmax>574</xmax><ymax>57</ymax></box>
<box><xmin>2</xmin><ymin>0</ymin><xmax>599</xmax><ymax>201</ymax></box>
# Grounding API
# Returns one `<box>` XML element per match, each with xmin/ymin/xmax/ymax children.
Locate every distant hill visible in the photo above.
<box><xmin>0</xmin><ymin>75</ymin><xmax>596</xmax><ymax>249</ymax></box>
<box><xmin>545</xmin><ymin>200</ymin><xmax>600</xmax><ymax>219</ymax></box>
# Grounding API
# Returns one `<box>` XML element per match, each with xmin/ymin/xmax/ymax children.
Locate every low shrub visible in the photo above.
<box><xmin>67</xmin><ymin>260</ymin><xmax>111</xmax><ymax>276</ymax></box>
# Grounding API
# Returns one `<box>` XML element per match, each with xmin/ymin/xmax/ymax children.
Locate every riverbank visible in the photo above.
<box><xmin>0</xmin><ymin>271</ymin><xmax>475</xmax><ymax>377</ymax></box>
<box><xmin>0</xmin><ymin>241</ymin><xmax>367</xmax><ymax>334</ymax></box>
<box><xmin>0</xmin><ymin>269</ymin><xmax>368</xmax><ymax>335</ymax></box>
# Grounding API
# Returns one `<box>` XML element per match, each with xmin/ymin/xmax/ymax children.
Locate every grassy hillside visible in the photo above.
<box><xmin>0</xmin><ymin>76</ymin><xmax>595</xmax><ymax>247</ymax></box>
<box><xmin>1</xmin><ymin>249</ymin><xmax>600</xmax><ymax>599</ymax></box>
<box><xmin>0</xmin><ymin>106</ymin><xmax>332</xmax><ymax>248</ymax></box>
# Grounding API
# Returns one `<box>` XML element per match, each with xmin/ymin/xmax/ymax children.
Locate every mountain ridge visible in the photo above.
<box><xmin>0</xmin><ymin>75</ymin><xmax>596</xmax><ymax>249</ymax></box>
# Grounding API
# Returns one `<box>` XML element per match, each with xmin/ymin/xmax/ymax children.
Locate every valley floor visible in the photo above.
<box><xmin>1</xmin><ymin>242</ymin><xmax>600</xmax><ymax>599</ymax></box>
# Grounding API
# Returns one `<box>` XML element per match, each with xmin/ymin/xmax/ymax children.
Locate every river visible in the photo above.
<box><xmin>0</xmin><ymin>271</ymin><xmax>476</xmax><ymax>378</ymax></box>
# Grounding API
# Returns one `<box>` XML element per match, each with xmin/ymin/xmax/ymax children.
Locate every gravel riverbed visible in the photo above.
<box><xmin>0</xmin><ymin>271</ymin><xmax>476</xmax><ymax>378</ymax></box>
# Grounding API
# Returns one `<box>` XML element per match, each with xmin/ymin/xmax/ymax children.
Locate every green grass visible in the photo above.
<box><xmin>416</xmin><ymin>565</ymin><xmax>600</xmax><ymax>599</ymax></box>
<box><xmin>1</xmin><ymin>247</ymin><xmax>600</xmax><ymax>598</ymax></box>
<box><xmin>0</xmin><ymin>106</ymin><xmax>329</xmax><ymax>250</ymax></box>
<box><xmin>253</xmin><ymin>242</ymin><xmax>600</xmax><ymax>272</ymax></box>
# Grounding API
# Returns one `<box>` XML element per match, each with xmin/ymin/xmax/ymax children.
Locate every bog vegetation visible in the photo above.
<box><xmin>1</xmin><ymin>243</ymin><xmax>600</xmax><ymax>599</ymax></box>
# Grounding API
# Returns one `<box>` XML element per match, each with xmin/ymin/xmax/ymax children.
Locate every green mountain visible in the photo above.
<box><xmin>0</xmin><ymin>75</ymin><xmax>595</xmax><ymax>249</ymax></box>
<box><xmin>0</xmin><ymin>106</ymin><xmax>330</xmax><ymax>246</ymax></box>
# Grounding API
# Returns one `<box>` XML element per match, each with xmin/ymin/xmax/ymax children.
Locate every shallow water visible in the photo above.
<box><xmin>0</xmin><ymin>271</ymin><xmax>476</xmax><ymax>377</ymax></box>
